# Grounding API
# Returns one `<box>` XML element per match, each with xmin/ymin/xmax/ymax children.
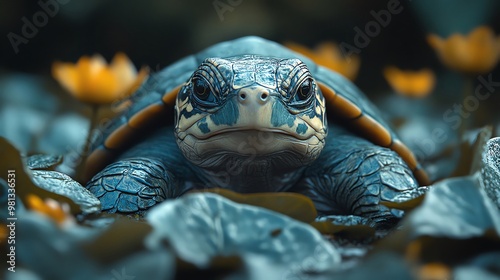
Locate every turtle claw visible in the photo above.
<box><xmin>316</xmin><ymin>213</ymin><xmax>400</xmax><ymax>230</ymax></box>
<box><xmin>85</xmin><ymin>158</ymin><xmax>173</xmax><ymax>214</ymax></box>
<box><xmin>315</xmin><ymin>215</ymin><xmax>373</xmax><ymax>227</ymax></box>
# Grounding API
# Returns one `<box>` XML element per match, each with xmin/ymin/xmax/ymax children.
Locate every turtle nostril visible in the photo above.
<box><xmin>260</xmin><ymin>92</ymin><xmax>268</xmax><ymax>101</ymax></box>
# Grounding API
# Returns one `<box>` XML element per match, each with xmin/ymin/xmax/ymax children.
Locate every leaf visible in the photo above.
<box><xmin>81</xmin><ymin>217</ymin><xmax>152</xmax><ymax>264</ymax></box>
<box><xmin>0</xmin><ymin>137</ymin><xmax>80</xmax><ymax>214</ymax></box>
<box><xmin>15</xmin><ymin>211</ymin><xmax>174</xmax><ymax>280</ymax></box>
<box><xmin>407</xmin><ymin>176</ymin><xmax>500</xmax><ymax>239</ymax></box>
<box><xmin>310</xmin><ymin>221</ymin><xmax>375</xmax><ymax>241</ymax></box>
<box><xmin>451</xmin><ymin>126</ymin><xmax>493</xmax><ymax>177</ymax></box>
<box><xmin>26</xmin><ymin>154</ymin><xmax>63</xmax><ymax>170</ymax></box>
<box><xmin>145</xmin><ymin>192</ymin><xmax>340</xmax><ymax>275</ymax></box>
<box><xmin>374</xmin><ymin>174</ymin><xmax>500</xmax><ymax>268</ymax></box>
<box><xmin>380</xmin><ymin>187</ymin><xmax>428</xmax><ymax>211</ymax></box>
<box><xmin>191</xmin><ymin>188</ymin><xmax>317</xmax><ymax>223</ymax></box>
<box><xmin>480</xmin><ymin>137</ymin><xmax>500</xmax><ymax>209</ymax></box>
<box><xmin>31</xmin><ymin>170</ymin><xmax>100</xmax><ymax>214</ymax></box>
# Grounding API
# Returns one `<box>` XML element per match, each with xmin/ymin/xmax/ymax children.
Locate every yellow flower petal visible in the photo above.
<box><xmin>123</xmin><ymin>66</ymin><xmax>149</xmax><ymax>98</ymax></box>
<box><xmin>384</xmin><ymin>66</ymin><xmax>435</xmax><ymax>98</ymax></box>
<box><xmin>416</xmin><ymin>263</ymin><xmax>452</xmax><ymax>280</ymax></box>
<box><xmin>427</xmin><ymin>26</ymin><xmax>500</xmax><ymax>74</ymax></box>
<box><xmin>285</xmin><ymin>42</ymin><xmax>317</xmax><ymax>60</ymax></box>
<box><xmin>285</xmin><ymin>41</ymin><xmax>360</xmax><ymax>81</ymax></box>
<box><xmin>52</xmin><ymin>62</ymin><xmax>80</xmax><ymax>95</ymax></box>
<box><xmin>111</xmin><ymin>52</ymin><xmax>138</xmax><ymax>97</ymax></box>
<box><xmin>52</xmin><ymin>53</ymin><xmax>146</xmax><ymax>105</ymax></box>
<box><xmin>0</xmin><ymin>225</ymin><xmax>7</xmax><ymax>244</ymax></box>
<box><xmin>26</xmin><ymin>194</ymin><xmax>69</xmax><ymax>224</ymax></box>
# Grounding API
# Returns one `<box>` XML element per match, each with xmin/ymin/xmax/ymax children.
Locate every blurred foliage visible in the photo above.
<box><xmin>1</xmin><ymin>0</ymin><xmax>498</xmax><ymax>91</ymax></box>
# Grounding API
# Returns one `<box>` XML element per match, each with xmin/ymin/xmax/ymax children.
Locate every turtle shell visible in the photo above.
<box><xmin>84</xmin><ymin>36</ymin><xmax>428</xmax><ymax>185</ymax></box>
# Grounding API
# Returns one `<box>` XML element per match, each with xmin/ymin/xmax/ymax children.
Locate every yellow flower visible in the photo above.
<box><xmin>285</xmin><ymin>41</ymin><xmax>361</xmax><ymax>81</ymax></box>
<box><xmin>0</xmin><ymin>225</ymin><xmax>7</xmax><ymax>244</ymax></box>
<box><xmin>416</xmin><ymin>263</ymin><xmax>452</xmax><ymax>280</ymax></box>
<box><xmin>383</xmin><ymin>66</ymin><xmax>436</xmax><ymax>98</ymax></box>
<box><xmin>26</xmin><ymin>194</ymin><xmax>74</xmax><ymax>225</ymax></box>
<box><xmin>52</xmin><ymin>53</ymin><xmax>148</xmax><ymax>105</ymax></box>
<box><xmin>427</xmin><ymin>26</ymin><xmax>500</xmax><ymax>74</ymax></box>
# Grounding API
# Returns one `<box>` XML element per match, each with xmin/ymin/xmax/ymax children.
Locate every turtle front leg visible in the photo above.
<box><xmin>86</xmin><ymin>158</ymin><xmax>178</xmax><ymax>214</ymax></box>
<box><xmin>295</xmin><ymin>129</ymin><xmax>423</xmax><ymax>228</ymax></box>
<box><xmin>85</xmin><ymin>128</ymin><xmax>193</xmax><ymax>214</ymax></box>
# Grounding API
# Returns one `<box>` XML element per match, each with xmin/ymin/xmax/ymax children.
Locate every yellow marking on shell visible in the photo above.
<box><xmin>412</xmin><ymin>169</ymin><xmax>431</xmax><ymax>186</ymax></box>
<box><xmin>318</xmin><ymin>81</ymin><xmax>430</xmax><ymax>186</ymax></box>
<box><xmin>390</xmin><ymin>140</ymin><xmax>418</xmax><ymax>170</ymax></box>
<box><xmin>83</xmin><ymin>84</ymin><xmax>182</xmax><ymax>181</ymax></box>
<box><xmin>104</xmin><ymin>123</ymin><xmax>137</xmax><ymax>150</ymax></box>
<box><xmin>84</xmin><ymin>149</ymin><xmax>114</xmax><ymax>182</ymax></box>
<box><xmin>318</xmin><ymin>82</ymin><xmax>362</xmax><ymax>119</ymax></box>
<box><xmin>351</xmin><ymin>115</ymin><xmax>392</xmax><ymax>147</ymax></box>
<box><xmin>128</xmin><ymin>103</ymin><xmax>166</xmax><ymax>129</ymax></box>
<box><xmin>389</xmin><ymin>140</ymin><xmax>430</xmax><ymax>185</ymax></box>
<box><xmin>162</xmin><ymin>84</ymin><xmax>183</xmax><ymax>105</ymax></box>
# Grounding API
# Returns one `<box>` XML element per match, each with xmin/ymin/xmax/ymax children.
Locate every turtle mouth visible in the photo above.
<box><xmin>176</xmin><ymin>127</ymin><xmax>325</xmax><ymax>171</ymax></box>
<box><xmin>204</xmin><ymin>128</ymin><xmax>296</xmax><ymax>140</ymax></box>
<box><xmin>179</xmin><ymin>128</ymin><xmax>323</xmax><ymax>158</ymax></box>
<box><xmin>189</xmin><ymin>127</ymin><xmax>312</xmax><ymax>141</ymax></box>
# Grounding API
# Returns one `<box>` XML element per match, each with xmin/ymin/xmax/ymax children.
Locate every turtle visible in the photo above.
<box><xmin>84</xmin><ymin>36</ymin><xmax>430</xmax><ymax>226</ymax></box>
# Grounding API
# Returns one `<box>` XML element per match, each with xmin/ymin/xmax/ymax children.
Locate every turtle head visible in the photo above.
<box><xmin>174</xmin><ymin>55</ymin><xmax>327</xmax><ymax>179</ymax></box>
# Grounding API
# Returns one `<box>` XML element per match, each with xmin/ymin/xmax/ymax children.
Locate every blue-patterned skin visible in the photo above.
<box><xmin>85</xmin><ymin>37</ymin><xmax>425</xmax><ymax>226</ymax></box>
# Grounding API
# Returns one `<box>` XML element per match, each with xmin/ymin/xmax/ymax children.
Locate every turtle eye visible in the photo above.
<box><xmin>290</xmin><ymin>77</ymin><xmax>314</xmax><ymax>109</ymax></box>
<box><xmin>193</xmin><ymin>77</ymin><xmax>211</xmax><ymax>101</ymax></box>
<box><xmin>297</xmin><ymin>78</ymin><xmax>313</xmax><ymax>100</ymax></box>
<box><xmin>191</xmin><ymin>76</ymin><xmax>218</xmax><ymax>107</ymax></box>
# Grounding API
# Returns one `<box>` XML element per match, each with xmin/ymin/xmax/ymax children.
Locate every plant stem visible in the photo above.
<box><xmin>76</xmin><ymin>105</ymin><xmax>100</xmax><ymax>183</ymax></box>
<box><xmin>458</xmin><ymin>75</ymin><xmax>473</xmax><ymax>140</ymax></box>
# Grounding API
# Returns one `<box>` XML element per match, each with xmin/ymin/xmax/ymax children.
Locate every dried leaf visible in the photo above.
<box><xmin>310</xmin><ymin>221</ymin><xmax>375</xmax><ymax>241</ymax></box>
<box><xmin>380</xmin><ymin>187</ymin><xmax>428</xmax><ymax>211</ymax></box>
<box><xmin>146</xmin><ymin>193</ymin><xmax>340</xmax><ymax>273</ymax></box>
<box><xmin>26</xmin><ymin>154</ymin><xmax>63</xmax><ymax>170</ymax></box>
<box><xmin>82</xmin><ymin>217</ymin><xmax>152</xmax><ymax>264</ymax></box>
<box><xmin>0</xmin><ymin>137</ymin><xmax>80</xmax><ymax>214</ymax></box>
<box><xmin>451</xmin><ymin>126</ymin><xmax>493</xmax><ymax>177</ymax></box>
<box><xmin>192</xmin><ymin>188</ymin><xmax>317</xmax><ymax>223</ymax></box>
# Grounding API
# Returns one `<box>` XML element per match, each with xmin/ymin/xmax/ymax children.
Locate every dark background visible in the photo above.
<box><xmin>1</xmin><ymin>0</ymin><xmax>499</xmax><ymax>91</ymax></box>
